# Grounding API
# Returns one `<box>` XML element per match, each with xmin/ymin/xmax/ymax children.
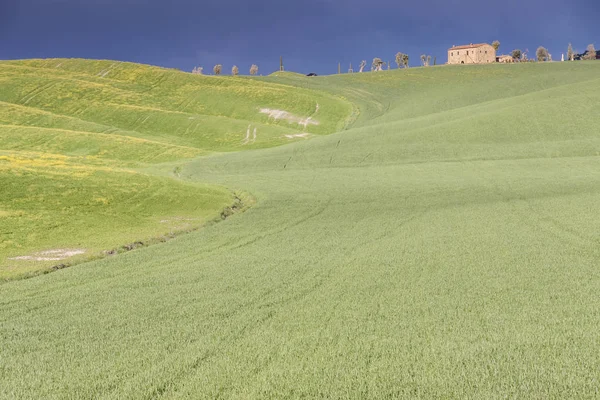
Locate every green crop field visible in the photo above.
<box><xmin>0</xmin><ymin>59</ymin><xmax>351</xmax><ymax>279</ymax></box>
<box><xmin>1</xmin><ymin>59</ymin><xmax>600</xmax><ymax>398</ymax></box>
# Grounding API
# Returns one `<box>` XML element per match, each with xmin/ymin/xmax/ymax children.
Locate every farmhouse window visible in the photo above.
<box><xmin>467</xmin><ymin>51</ymin><xmax>469</xmax><ymax>55</ymax></box>
<box><xmin>457</xmin><ymin>51</ymin><xmax>460</xmax><ymax>55</ymax></box>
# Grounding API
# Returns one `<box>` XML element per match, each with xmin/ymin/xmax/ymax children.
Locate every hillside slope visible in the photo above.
<box><xmin>2</xmin><ymin>61</ymin><xmax>600</xmax><ymax>398</ymax></box>
<box><xmin>0</xmin><ymin>59</ymin><xmax>352</xmax><ymax>279</ymax></box>
<box><xmin>0</xmin><ymin>59</ymin><xmax>352</xmax><ymax>152</ymax></box>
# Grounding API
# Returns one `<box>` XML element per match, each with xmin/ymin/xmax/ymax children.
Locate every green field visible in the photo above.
<box><xmin>1</xmin><ymin>60</ymin><xmax>600</xmax><ymax>398</ymax></box>
<box><xmin>0</xmin><ymin>59</ymin><xmax>351</xmax><ymax>279</ymax></box>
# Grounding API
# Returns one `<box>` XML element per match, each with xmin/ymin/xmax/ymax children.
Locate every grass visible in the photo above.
<box><xmin>1</xmin><ymin>60</ymin><xmax>600</xmax><ymax>398</ymax></box>
<box><xmin>0</xmin><ymin>59</ymin><xmax>350</xmax><ymax>279</ymax></box>
<box><xmin>0</xmin><ymin>59</ymin><xmax>352</xmax><ymax>150</ymax></box>
<box><xmin>0</xmin><ymin>152</ymin><xmax>237</xmax><ymax>279</ymax></box>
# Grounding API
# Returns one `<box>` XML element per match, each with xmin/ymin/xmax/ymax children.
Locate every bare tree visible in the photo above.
<box><xmin>232</xmin><ymin>65</ymin><xmax>239</xmax><ymax>76</ymax></box>
<box><xmin>250</xmin><ymin>64</ymin><xmax>259</xmax><ymax>75</ymax></box>
<box><xmin>192</xmin><ymin>66</ymin><xmax>203</xmax><ymax>75</ymax></box>
<box><xmin>492</xmin><ymin>40</ymin><xmax>500</xmax><ymax>52</ymax></box>
<box><xmin>511</xmin><ymin>49</ymin><xmax>522</xmax><ymax>61</ymax></box>
<box><xmin>522</xmin><ymin>49</ymin><xmax>529</xmax><ymax>62</ymax></box>
<box><xmin>402</xmin><ymin>54</ymin><xmax>409</xmax><ymax>68</ymax></box>
<box><xmin>359</xmin><ymin>60</ymin><xmax>367</xmax><ymax>73</ymax></box>
<box><xmin>372</xmin><ymin>57</ymin><xmax>384</xmax><ymax>71</ymax></box>
<box><xmin>213</xmin><ymin>64</ymin><xmax>222</xmax><ymax>75</ymax></box>
<box><xmin>567</xmin><ymin>43</ymin><xmax>574</xmax><ymax>61</ymax></box>
<box><xmin>536</xmin><ymin>46</ymin><xmax>549</xmax><ymax>62</ymax></box>
<box><xmin>585</xmin><ymin>44</ymin><xmax>597</xmax><ymax>60</ymax></box>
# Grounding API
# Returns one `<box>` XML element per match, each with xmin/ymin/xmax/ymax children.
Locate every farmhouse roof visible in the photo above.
<box><xmin>449</xmin><ymin>43</ymin><xmax>490</xmax><ymax>50</ymax></box>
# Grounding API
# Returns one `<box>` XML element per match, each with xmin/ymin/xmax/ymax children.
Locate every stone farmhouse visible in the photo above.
<box><xmin>448</xmin><ymin>43</ymin><xmax>496</xmax><ymax>64</ymax></box>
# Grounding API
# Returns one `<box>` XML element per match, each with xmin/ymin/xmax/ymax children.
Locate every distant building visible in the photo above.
<box><xmin>497</xmin><ymin>55</ymin><xmax>514</xmax><ymax>63</ymax></box>
<box><xmin>574</xmin><ymin>50</ymin><xmax>600</xmax><ymax>61</ymax></box>
<box><xmin>448</xmin><ymin>43</ymin><xmax>496</xmax><ymax>65</ymax></box>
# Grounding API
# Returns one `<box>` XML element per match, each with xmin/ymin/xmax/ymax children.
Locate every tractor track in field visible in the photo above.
<box><xmin>224</xmin><ymin>197</ymin><xmax>333</xmax><ymax>253</ymax></box>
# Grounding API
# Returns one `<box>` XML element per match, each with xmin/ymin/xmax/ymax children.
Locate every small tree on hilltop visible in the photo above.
<box><xmin>536</xmin><ymin>46</ymin><xmax>549</xmax><ymax>62</ymax></box>
<box><xmin>213</xmin><ymin>64</ymin><xmax>222</xmax><ymax>75</ymax></box>
<box><xmin>511</xmin><ymin>49</ymin><xmax>522</xmax><ymax>61</ymax></box>
<box><xmin>395</xmin><ymin>52</ymin><xmax>403</xmax><ymax>68</ymax></box>
<box><xmin>567</xmin><ymin>43</ymin><xmax>574</xmax><ymax>61</ymax></box>
<box><xmin>372</xmin><ymin>57</ymin><xmax>384</xmax><ymax>71</ymax></box>
<box><xmin>232</xmin><ymin>65</ymin><xmax>239</xmax><ymax>76</ymax></box>
<box><xmin>192</xmin><ymin>66</ymin><xmax>203</xmax><ymax>74</ymax></box>
<box><xmin>420</xmin><ymin>54</ymin><xmax>432</xmax><ymax>67</ymax></box>
<box><xmin>250</xmin><ymin>64</ymin><xmax>259</xmax><ymax>75</ymax></box>
<box><xmin>585</xmin><ymin>44</ymin><xmax>597</xmax><ymax>60</ymax></box>
<box><xmin>359</xmin><ymin>60</ymin><xmax>367</xmax><ymax>73</ymax></box>
<box><xmin>492</xmin><ymin>40</ymin><xmax>500</xmax><ymax>52</ymax></box>
<box><xmin>395</xmin><ymin>52</ymin><xmax>410</xmax><ymax>68</ymax></box>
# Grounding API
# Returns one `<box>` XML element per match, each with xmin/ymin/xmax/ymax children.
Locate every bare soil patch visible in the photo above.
<box><xmin>260</xmin><ymin>108</ymin><xmax>319</xmax><ymax>129</ymax></box>
<box><xmin>10</xmin><ymin>249</ymin><xmax>86</xmax><ymax>262</ymax></box>
<box><xmin>284</xmin><ymin>133</ymin><xmax>311</xmax><ymax>139</ymax></box>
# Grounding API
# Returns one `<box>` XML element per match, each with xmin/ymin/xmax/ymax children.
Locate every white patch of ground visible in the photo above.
<box><xmin>160</xmin><ymin>217</ymin><xmax>201</xmax><ymax>223</ymax></box>
<box><xmin>97</xmin><ymin>63</ymin><xmax>117</xmax><ymax>78</ymax></box>
<box><xmin>260</xmin><ymin>108</ymin><xmax>320</xmax><ymax>129</ymax></box>
<box><xmin>10</xmin><ymin>249</ymin><xmax>86</xmax><ymax>262</ymax></box>
<box><xmin>284</xmin><ymin>133</ymin><xmax>311</xmax><ymax>139</ymax></box>
<box><xmin>243</xmin><ymin>125</ymin><xmax>257</xmax><ymax>145</ymax></box>
<box><xmin>243</xmin><ymin>125</ymin><xmax>250</xmax><ymax>144</ymax></box>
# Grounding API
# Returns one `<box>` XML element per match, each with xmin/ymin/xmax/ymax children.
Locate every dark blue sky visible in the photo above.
<box><xmin>1</xmin><ymin>0</ymin><xmax>598</xmax><ymax>75</ymax></box>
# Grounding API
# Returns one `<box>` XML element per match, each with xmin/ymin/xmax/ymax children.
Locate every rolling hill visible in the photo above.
<box><xmin>1</xmin><ymin>59</ymin><xmax>600</xmax><ymax>398</ymax></box>
<box><xmin>0</xmin><ymin>59</ymin><xmax>352</xmax><ymax>279</ymax></box>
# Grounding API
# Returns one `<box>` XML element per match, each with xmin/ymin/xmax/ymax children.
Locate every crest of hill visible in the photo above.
<box><xmin>268</xmin><ymin>71</ymin><xmax>308</xmax><ymax>78</ymax></box>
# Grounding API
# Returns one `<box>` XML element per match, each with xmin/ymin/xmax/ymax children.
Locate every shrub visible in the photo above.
<box><xmin>536</xmin><ymin>47</ymin><xmax>549</xmax><ymax>62</ymax></box>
